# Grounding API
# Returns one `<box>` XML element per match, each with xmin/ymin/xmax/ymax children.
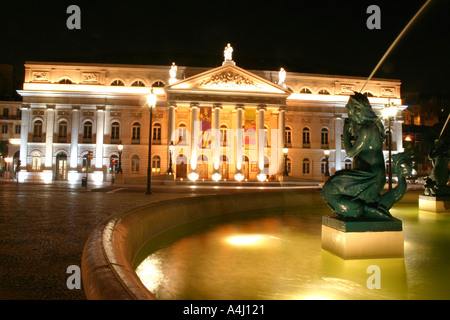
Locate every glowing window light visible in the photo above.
<box><xmin>212</xmin><ymin>172</ymin><xmax>222</xmax><ymax>181</ymax></box>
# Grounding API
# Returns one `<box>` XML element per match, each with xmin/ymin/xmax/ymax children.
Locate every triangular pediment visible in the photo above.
<box><xmin>166</xmin><ymin>64</ymin><xmax>290</xmax><ymax>95</ymax></box>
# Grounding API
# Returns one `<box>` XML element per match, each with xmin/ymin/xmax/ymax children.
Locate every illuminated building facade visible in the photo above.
<box><xmin>16</xmin><ymin>46</ymin><xmax>404</xmax><ymax>183</ymax></box>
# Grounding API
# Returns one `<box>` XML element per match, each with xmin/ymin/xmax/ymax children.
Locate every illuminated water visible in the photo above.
<box><xmin>135</xmin><ymin>204</ymin><xmax>450</xmax><ymax>300</ymax></box>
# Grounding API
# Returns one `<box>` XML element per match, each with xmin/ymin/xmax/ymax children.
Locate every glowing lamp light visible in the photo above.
<box><xmin>234</xmin><ymin>173</ymin><xmax>244</xmax><ymax>182</ymax></box>
<box><xmin>404</xmin><ymin>135</ymin><xmax>412</xmax><ymax>142</ymax></box>
<box><xmin>257</xmin><ymin>173</ymin><xmax>267</xmax><ymax>182</ymax></box>
<box><xmin>324</xmin><ymin>148</ymin><xmax>330</xmax><ymax>156</ymax></box>
<box><xmin>146</xmin><ymin>92</ymin><xmax>157</xmax><ymax>109</ymax></box>
<box><xmin>188</xmin><ymin>172</ymin><xmax>199</xmax><ymax>181</ymax></box>
<box><xmin>382</xmin><ymin>103</ymin><xmax>398</xmax><ymax>119</ymax></box>
<box><xmin>118</xmin><ymin>143</ymin><xmax>123</xmax><ymax>152</ymax></box>
<box><xmin>4</xmin><ymin>157</ymin><xmax>13</xmax><ymax>163</ymax></box>
<box><xmin>169</xmin><ymin>143</ymin><xmax>175</xmax><ymax>152</ymax></box>
<box><xmin>211</xmin><ymin>172</ymin><xmax>222</xmax><ymax>182</ymax></box>
<box><xmin>282</xmin><ymin>146</ymin><xmax>288</xmax><ymax>155</ymax></box>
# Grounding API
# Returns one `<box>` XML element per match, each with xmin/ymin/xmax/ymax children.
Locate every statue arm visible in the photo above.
<box><xmin>346</xmin><ymin>129</ymin><xmax>368</xmax><ymax>158</ymax></box>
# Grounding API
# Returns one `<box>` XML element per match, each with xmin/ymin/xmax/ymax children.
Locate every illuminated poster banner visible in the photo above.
<box><xmin>199</xmin><ymin>106</ymin><xmax>212</xmax><ymax>149</ymax></box>
<box><xmin>244</xmin><ymin>108</ymin><xmax>256</xmax><ymax>151</ymax></box>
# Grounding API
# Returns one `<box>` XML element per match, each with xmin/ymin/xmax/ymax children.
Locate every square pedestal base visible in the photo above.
<box><xmin>321</xmin><ymin>216</ymin><xmax>404</xmax><ymax>260</ymax></box>
<box><xmin>419</xmin><ymin>195</ymin><xmax>450</xmax><ymax>213</ymax></box>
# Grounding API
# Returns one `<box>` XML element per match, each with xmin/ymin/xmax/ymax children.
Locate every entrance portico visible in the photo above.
<box><xmin>165</xmin><ymin>63</ymin><xmax>291</xmax><ymax>181</ymax></box>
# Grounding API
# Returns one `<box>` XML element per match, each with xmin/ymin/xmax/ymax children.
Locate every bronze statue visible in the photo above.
<box><xmin>321</xmin><ymin>93</ymin><xmax>411</xmax><ymax>220</ymax></box>
<box><xmin>424</xmin><ymin>139</ymin><xmax>450</xmax><ymax>196</ymax></box>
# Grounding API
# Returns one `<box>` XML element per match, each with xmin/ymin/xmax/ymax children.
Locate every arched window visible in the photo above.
<box><xmin>59</xmin><ymin>78</ymin><xmax>72</xmax><ymax>84</ymax></box>
<box><xmin>110</xmin><ymin>155</ymin><xmax>119</xmax><ymax>173</ymax></box>
<box><xmin>111</xmin><ymin>121</ymin><xmax>120</xmax><ymax>143</ymax></box>
<box><xmin>152</xmin><ymin>81</ymin><xmax>165</xmax><ymax>88</ymax></box>
<box><xmin>153</xmin><ymin>123</ymin><xmax>161</xmax><ymax>144</ymax></box>
<box><xmin>318</xmin><ymin>89</ymin><xmax>330</xmax><ymax>95</ymax></box>
<box><xmin>33</xmin><ymin>120</ymin><xmax>43</xmax><ymax>142</ymax></box>
<box><xmin>220</xmin><ymin>125</ymin><xmax>228</xmax><ymax>146</ymax></box>
<box><xmin>300</xmin><ymin>87</ymin><xmax>312</xmax><ymax>94</ymax></box>
<box><xmin>31</xmin><ymin>152</ymin><xmax>41</xmax><ymax>171</ymax></box>
<box><xmin>152</xmin><ymin>155</ymin><xmax>161</xmax><ymax>173</ymax></box>
<box><xmin>83</xmin><ymin>121</ymin><xmax>93</xmax><ymax>143</ymax></box>
<box><xmin>131</xmin><ymin>80</ymin><xmax>145</xmax><ymax>87</ymax></box>
<box><xmin>385</xmin><ymin>129</ymin><xmax>392</xmax><ymax>148</ymax></box>
<box><xmin>302</xmin><ymin>158</ymin><xmax>310</xmax><ymax>174</ymax></box>
<box><xmin>321</xmin><ymin>128</ymin><xmax>329</xmax><ymax>148</ymax></box>
<box><xmin>345</xmin><ymin>158</ymin><xmax>352</xmax><ymax>169</ymax></box>
<box><xmin>321</xmin><ymin>157</ymin><xmax>327</xmax><ymax>174</ymax></box>
<box><xmin>286</xmin><ymin>157</ymin><xmax>292</xmax><ymax>174</ymax></box>
<box><xmin>131</xmin><ymin>155</ymin><xmax>140</xmax><ymax>172</ymax></box>
<box><xmin>198</xmin><ymin>154</ymin><xmax>208</xmax><ymax>180</ymax></box>
<box><xmin>285</xmin><ymin>126</ymin><xmax>292</xmax><ymax>147</ymax></box>
<box><xmin>132</xmin><ymin>122</ymin><xmax>141</xmax><ymax>144</ymax></box>
<box><xmin>177</xmin><ymin>123</ymin><xmax>188</xmax><ymax>145</ymax></box>
<box><xmin>58</xmin><ymin>120</ymin><xmax>68</xmax><ymax>142</ymax></box>
<box><xmin>302</xmin><ymin>127</ymin><xmax>310</xmax><ymax>148</ymax></box>
<box><xmin>110</xmin><ymin>79</ymin><xmax>125</xmax><ymax>86</ymax></box>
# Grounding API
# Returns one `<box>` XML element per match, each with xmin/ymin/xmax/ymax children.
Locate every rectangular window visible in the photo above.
<box><xmin>3</xmin><ymin>108</ymin><xmax>9</xmax><ymax>118</ymax></box>
<box><xmin>2</xmin><ymin>125</ymin><xmax>7</xmax><ymax>134</ymax></box>
<box><xmin>15</xmin><ymin>125</ymin><xmax>20</xmax><ymax>134</ymax></box>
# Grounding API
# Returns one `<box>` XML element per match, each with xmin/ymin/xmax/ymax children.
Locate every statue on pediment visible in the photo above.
<box><xmin>278</xmin><ymin>68</ymin><xmax>286</xmax><ymax>86</ymax></box>
<box><xmin>224</xmin><ymin>43</ymin><xmax>233</xmax><ymax>61</ymax></box>
<box><xmin>169</xmin><ymin>62</ymin><xmax>178</xmax><ymax>79</ymax></box>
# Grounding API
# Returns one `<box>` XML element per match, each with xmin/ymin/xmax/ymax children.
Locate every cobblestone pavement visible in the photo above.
<box><xmin>0</xmin><ymin>181</ymin><xmax>242</xmax><ymax>300</ymax></box>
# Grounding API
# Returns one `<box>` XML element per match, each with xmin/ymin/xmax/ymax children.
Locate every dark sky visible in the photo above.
<box><xmin>1</xmin><ymin>0</ymin><xmax>449</xmax><ymax>101</ymax></box>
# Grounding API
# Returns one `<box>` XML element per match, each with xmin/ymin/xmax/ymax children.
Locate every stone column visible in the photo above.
<box><xmin>44</xmin><ymin>105</ymin><xmax>55</xmax><ymax>169</ymax></box>
<box><xmin>394</xmin><ymin>120</ymin><xmax>403</xmax><ymax>152</ymax></box>
<box><xmin>19</xmin><ymin>105</ymin><xmax>30</xmax><ymax>169</ymax></box>
<box><xmin>213</xmin><ymin>104</ymin><xmax>222</xmax><ymax>174</ymax></box>
<box><xmin>235</xmin><ymin>104</ymin><xmax>244</xmax><ymax>176</ymax></box>
<box><xmin>167</xmin><ymin>102</ymin><xmax>177</xmax><ymax>175</ymax></box>
<box><xmin>334</xmin><ymin>117</ymin><xmax>343</xmax><ymax>171</ymax></box>
<box><xmin>278</xmin><ymin>106</ymin><xmax>286</xmax><ymax>177</ymax></box>
<box><xmin>70</xmin><ymin>107</ymin><xmax>80</xmax><ymax>169</ymax></box>
<box><xmin>257</xmin><ymin>105</ymin><xmax>266</xmax><ymax>179</ymax></box>
<box><xmin>190</xmin><ymin>103</ymin><xmax>199</xmax><ymax>175</ymax></box>
<box><xmin>95</xmin><ymin>106</ymin><xmax>105</xmax><ymax>169</ymax></box>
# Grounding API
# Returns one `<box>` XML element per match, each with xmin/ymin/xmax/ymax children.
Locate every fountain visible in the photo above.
<box><xmin>80</xmin><ymin>0</ymin><xmax>446</xmax><ymax>300</ymax></box>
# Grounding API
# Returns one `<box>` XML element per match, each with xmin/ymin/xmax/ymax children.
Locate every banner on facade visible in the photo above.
<box><xmin>244</xmin><ymin>108</ymin><xmax>256</xmax><ymax>151</ymax></box>
<box><xmin>199</xmin><ymin>106</ymin><xmax>212</xmax><ymax>149</ymax></box>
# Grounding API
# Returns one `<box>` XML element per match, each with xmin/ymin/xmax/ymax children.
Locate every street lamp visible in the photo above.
<box><xmin>146</xmin><ymin>90</ymin><xmax>157</xmax><ymax>194</ymax></box>
<box><xmin>382</xmin><ymin>101</ymin><xmax>398</xmax><ymax>190</ymax></box>
<box><xmin>167</xmin><ymin>141</ymin><xmax>174</xmax><ymax>175</ymax></box>
<box><xmin>323</xmin><ymin>147</ymin><xmax>330</xmax><ymax>180</ymax></box>
<box><xmin>282</xmin><ymin>144</ymin><xmax>289</xmax><ymax>176</ymax></box>
<box><xmin>117</xmin><ymin>141</ymin><xmax>123</xmax><ymax>174</ymax></box>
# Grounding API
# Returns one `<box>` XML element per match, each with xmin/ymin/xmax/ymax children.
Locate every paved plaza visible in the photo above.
<box><xmin>0</xmin><ymin>180</ymin><xmax>241</xmax><ymax>300</ymax></box>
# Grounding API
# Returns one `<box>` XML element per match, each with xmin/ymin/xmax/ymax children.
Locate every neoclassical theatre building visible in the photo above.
<box><xmin>16</xmin><ymin>46</ymin><xmax>404</xmax><ymax>184</ymax></box>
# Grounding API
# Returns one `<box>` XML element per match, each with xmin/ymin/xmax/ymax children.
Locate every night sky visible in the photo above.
<box><xmin>1</xmin><ymin>0</ymin><xmax>449</xmax><ymax>103</ymax></box>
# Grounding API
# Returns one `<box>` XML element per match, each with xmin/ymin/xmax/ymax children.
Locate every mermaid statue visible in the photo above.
<box><xmin>321</xmin><ymin>92</ymin><xmax>412</xmax><ymax>221</ymax></box>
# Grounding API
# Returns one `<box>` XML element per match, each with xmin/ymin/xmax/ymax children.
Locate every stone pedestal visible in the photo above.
<box><xmin>419</xmin><ymin>195</ymin><xmax>450</xmax><ymax>213</ymax></box>
<box><xmin>321</xmin><ymin>215</ymin><xmax>404</xmax><ymax>260</ymax></box>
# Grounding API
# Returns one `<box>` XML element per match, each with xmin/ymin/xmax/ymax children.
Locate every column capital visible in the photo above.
<box><xmin>278</xmin><ymin>105</ymin><xmax>287</xmax><ymax>111</ymax></box>
<box><xmin>257</xmin><ymin>104</ymin><xmax>267</xmax><ymax>111</ymax></box>
<box><xmin>72</xmin><ymin>106</ymin><xmax>80</xmax><ymax>111</ymax></box>
<box><xmin>235</xmin><ymin>104</ymin><xmax>245</xmax><ymax>110</ymax></box>
<box><xmin>46</xmin><ymin>104</ymin><xmax>56</xmax><ymax>110</ymax></box>
<box><xmin>213</xmin><ymin>103</ymin><xmax>222</xmax><ymax>109</ymax></box>
<box><xmin>167</xmin><ymin>101</ymin><xmax>177</xmax><ymax>109</ymax></box>
<box><xmin>96</xmin><ymin>105</ymin><xmax>106</xmax><ymax>111</ymax></box>
<box><xmin>20</xmin><ymin>104</ymin><xmax>31</xmax><ymax>110</ymax></box>
<box><xmin>190</xmin><ymin>102</ymin><xmax>199</xmax><ymax>108</ymax></box>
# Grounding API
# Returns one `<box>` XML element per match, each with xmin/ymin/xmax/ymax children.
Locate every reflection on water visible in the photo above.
<box><xmin>135</xmin><ymin>204</ymin><xmax>450</xmax><ymax>300</ymax></box>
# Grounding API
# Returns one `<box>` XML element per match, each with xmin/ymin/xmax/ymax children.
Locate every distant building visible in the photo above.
<box><xmin>16</xmin><ymin>46</ymin><xmax>405</xmax><ymax>184</ymax></box>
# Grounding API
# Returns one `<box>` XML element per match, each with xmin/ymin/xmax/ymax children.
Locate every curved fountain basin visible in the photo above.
<box><xmin>81</xmin><ymin>189</ymin><xmax>320</xmax><ymax>299</ymax></box>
